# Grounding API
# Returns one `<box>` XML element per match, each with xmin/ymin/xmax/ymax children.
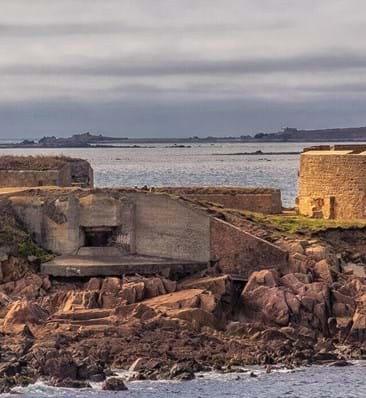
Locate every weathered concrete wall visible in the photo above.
<box><xmin>10</xmin><ymin>195</ymin><xmax>81</xmax><ymax>254</ymax></box>
<box><xmin>9</xmin><ymin>196</ymin><xmax>44</xmax><ymax>243</ymax></box>
<box><xmin>298</xmin><ymin>152</ymin><xmax>366</xmax><ymax>219</ymax></box>
<box><xmin>210</xmin><ymin>218</ymin><xmax>288</xmax><ymax>278</ymax></box>
<box><xmin>154</xmin><ymin>187</ymin><xmax>282</xmax><ymax>214</ymax></box>
<box><xmin>79</xmin><ymin>194</ymin><xmax>121</xmax><ymax>227</ymax></box>
<box><xmin>69</xmin><ymin>160</ymin><xmax>94</xmax><ymax>188</ymax></box>
<box><xmin>134</xmin><ymin>193</ymin><xmax>211</xmax><ymax>262</ymax></box>
<box><xmin>118</xmin><ymin>199</ymin><xmax>136</xmax><ymax>253</ymax></box>
<box><xmin>41</xmin><ymin>196</ymin><xmax>81</xmax><ymax>254</ymax></box>
<box><xmin>0</xmin><ymin>157</ymin><xmax>93</xmax><ymax>188</ymax></box>
<box><xmin>0</xmin><ymin>166</ymin><xmax>71</xmax><ymax>188</ymax></box>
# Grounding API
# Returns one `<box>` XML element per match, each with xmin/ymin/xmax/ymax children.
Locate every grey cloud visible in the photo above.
<box><xmin>1</xmin><ymin>0</ymin><xmax>366</xmax><ymax>138</ymax></box>
<box><xmin>2</xmin><ymin>51</ymin><xmax>366</xmax><ymax>78</ymax></box>
<box><xmin>0</xmin><ymin>22</ymin><xmax>131</xmax><ymax>36</ymax></box>
<box><xmin>299</xmin><ymin>82</ymin><xmax>366</xmax><ymax>94</ymax></box>
<box><xmin>0</xmin><ymin>20</ymin><xmax>291</xmax><ymax>37</ymax></box>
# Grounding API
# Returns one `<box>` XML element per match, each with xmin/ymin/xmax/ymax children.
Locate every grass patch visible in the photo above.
<box><xmin>239</xmin><ymin>212</ymin><xmax>366</xmax><ymax>235</ymax></box>
<box><xmin>18</xmin><ymin>239</ymin><xmax>54</xmax><ymax>263</ymax></box>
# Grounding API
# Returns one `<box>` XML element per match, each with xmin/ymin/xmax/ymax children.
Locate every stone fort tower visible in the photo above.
<box><xmin>298</xmin><ymin>145</ymin><xmax>366</xmax><ymax>220</ymax></box>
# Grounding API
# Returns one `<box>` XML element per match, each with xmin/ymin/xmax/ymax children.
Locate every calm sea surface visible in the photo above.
<box><xmin>6</xmin><ymin>363</ymin><xmax>366</xmax><ymax>398</ymax></box>
<box><xmin>0</xmin><ymin>142</ymin><xmax>327</xmax><ymax>207</ymax></box>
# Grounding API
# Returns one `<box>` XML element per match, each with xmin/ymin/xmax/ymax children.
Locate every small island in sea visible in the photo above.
<box><xmin>3</xmin><ymin>125</ymin><xmax>366</xmax><ymax>149</ymax></box>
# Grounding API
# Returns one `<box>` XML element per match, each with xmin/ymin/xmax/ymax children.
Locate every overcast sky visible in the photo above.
<box><xmin>1</xmin><ymin>0</ymin><xmax>366</xmax><ymax>138</ymax></box>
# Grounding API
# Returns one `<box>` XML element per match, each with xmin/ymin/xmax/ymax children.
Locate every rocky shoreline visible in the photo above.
<box><xmin>0</xmin><ymin>205</ymin><xmax>366</xmax><ymax>393</ymax></box>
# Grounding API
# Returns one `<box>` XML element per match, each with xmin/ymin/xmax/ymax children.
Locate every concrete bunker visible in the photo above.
<box><xmin>0</xmin><ymin>156</ymin><xmax>94</xmax><ymax>188</ymax></box>
<box><xmin>7</xmin><ymin>188</ymin><xmax>287</xmax><ymax>279</ymax></box>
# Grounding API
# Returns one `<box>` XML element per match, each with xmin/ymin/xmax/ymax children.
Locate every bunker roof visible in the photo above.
<box><xmin>0</xmin><ymin>156</ymin><xmax>85</xmax><ymax>171</ymax></box>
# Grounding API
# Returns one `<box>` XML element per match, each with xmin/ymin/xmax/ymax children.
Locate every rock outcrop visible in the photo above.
<box><xmin>3</xmin><ymin>300</ymin><xmax>48</xmax><ymax>333</ymax></box>
<box><xmin>0</xmin><ymin>222</ymin><xmax>366</xmax><ymax>392</ymax></box>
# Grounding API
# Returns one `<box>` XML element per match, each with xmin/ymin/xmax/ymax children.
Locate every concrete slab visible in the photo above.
<box><xmin>42</xmin><ymin>253</ymin><xmax>207</xmax><ymax>278</ymax></box>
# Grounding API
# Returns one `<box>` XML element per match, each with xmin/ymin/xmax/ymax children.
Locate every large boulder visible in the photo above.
<box><xmin>281</xmin><ymin>274</ymin><xmax>330</xmax><ymax>308</ymax></box>
<box><xmin>331</xmin><ymin>290</ymin><xmax>355</xmax><ymax>318</ymax></box>
<box><xmin>288</xmin><ymin>253</ymin><xmax>315</xmax><ymax>274</ymax></box>
<box><xmin>167</xmin><ymin>308</ymin><xmax>217</xmax><ymax>330</ymax></box>
<box><xmin>84</xmin><ymin>277</ymin><xmax>102</xmax><ymax>291</ymax></box>
<box><xmin>243</xmin><ymin>269</ymin><xmax>279</xmax><ymax>290</ymax></box>
<box><xmin>343</xmin><ymin>263</ymin><xmax>366</xmax><ymax>278</ymax></box>
<box><xmin>61</xmin><ymin>290</ymin><xmax>99</xmax><ymax>311</ymax></box>
<box><xmin>99</xmin><ymin>277</ymin><xmax>122</xmax><ymax>308</ymax></box>
<box><xmin>313</xmin><ymin>260</ymin><xmax>334</xmax><ymax>284</ymax></box>
<box><xmin>242</xmin><ymin>270</ymin><xmax>332</xmax><ymax>334</ymax></box>
<box><xmin>349</xmin><ymin>294</ymin><xmax>366</xmax><ymax>341</ymax></box>
<box><xmin>43</xmin><ymin>350</ymin><xmax>78</xmax><ymax>380</ymax></box>
<box><xmin>102</xmin><ymin>377</ymin><xmax>128</xmax><ymax>391</ymax></box>
<box><xmin>241</xmin><ymin>270</ymin><xmax>291</xmax><ymax>326</ymax></box>
<box><xmin>305</xmin><ymin>245</ymin><xmax>332</xmax><ymax>262</ymax></box>
<box><xmin>282</xmin><ymin>274</ymin><xmax>330</xmax><ymax>334</ymax></box>
<box><xmin>276</xmin><ymin>239</ymin><xmax>305</xmax><ymax>255</ymax></box>
<box><xmin>95</xmin><ymin>276</ymin><xmax>176</xmax><ymax>308</ymax></box>
<box><xmin>3</xmin><ymin>300</ymin><xmax>48</xmax><ymax>333</ymax></box>
<box><xmin>0</xmin><ymin>273</ymin><xmax>49</xmax><ymax>300</ymax></box>
<box><xmin>179</xmin><ymin>275</ymin><xmax>232</xmax><ymax>298</ymax></box>
<box><xmin>120</xmin><ymin>281</ymin><xmax>145</xmax><ymax>304</ymax></box>
<box><xmin>162</xmin><ymin>278</ymin><xmax>177</xmax><ymax>294</ymax></box>
<box><xmin>11</xmin><ymin>274</ymin><xmax>44</xmax><ymax>299</ymax></box>
<box><xmin>143</xmin><ymin>289</ymin><xmax>217</xmax><ymax>313</ymax></box>
<box><xmin>0</xmin><ymin>256</ymin><xmax>30</xmax><ymax>283</ymax></box>
<box><xmin>281</xmin><ymin>273</ymin><xmax>307</xmax><ymax>294</ymax></box>
<box><xmin>241</xmin><ymin>284</ymin><xmax>290</xmax><ymax>326</ymax></box>
<box><xmin>169</xmin><ymin>362</ymin><xmax>195</xmax><ymax>381</ymax></box>
<box><xmin>144</xmin><ymin>277</ymin><xmax>167</xmax><ymax>298</ymax></box>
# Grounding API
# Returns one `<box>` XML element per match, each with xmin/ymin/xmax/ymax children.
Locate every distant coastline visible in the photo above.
<box><xmin>2</xmin><ymin>126</ymin><xmax>366</xmax><ymax>148</ymax></box>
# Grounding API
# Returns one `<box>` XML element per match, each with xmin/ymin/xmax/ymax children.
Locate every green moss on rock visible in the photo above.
<box><xmin>240</xmin><ymin>212</ymin><xmax>366</xmax><ymax>235</ymax></box>
<box><xmin>18</xmin><ymin>239</ymin><xmax>54</xmax><ymax>263</ymax></box>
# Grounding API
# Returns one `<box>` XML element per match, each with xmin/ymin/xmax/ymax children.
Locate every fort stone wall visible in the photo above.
<box><xmin>0</xmin><ymin>165</ymin><xmax>71</xmax><ymax>188</ymax></box>
<box><xmin>154</xmin><ymin>187</ymin><xmax>282</xmax><ymax>214</ymax></box>
<box><xmin>298</xmin><ymin>148</ymin><xmax>366</xmax><ymax>219</ymax></box>
<box><xmin>210</xmin><ymin>218</ymin><xmax>288</xmax><ymax>277</ymax></box>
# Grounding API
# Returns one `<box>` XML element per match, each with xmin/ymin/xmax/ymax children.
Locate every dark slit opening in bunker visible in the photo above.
<box><xmin>82</xmin><ymin>227</ymin><xmax>116</xmax><ymax>247</ymax></box>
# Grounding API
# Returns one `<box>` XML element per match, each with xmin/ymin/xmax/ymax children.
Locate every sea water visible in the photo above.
<box><xmin>0</xmin><ymin>142</ymin><xmax>315</xmax><ymax>206</ymax></box>
<box><xmin>6</xmin><ymin>362</ymin><xmax>366</xmax><ymax>397</ymax></box>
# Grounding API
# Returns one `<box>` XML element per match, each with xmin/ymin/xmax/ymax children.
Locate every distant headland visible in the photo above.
<box><xmin>3</xmin><ymin>126</ymin><xmax>366</xmax><ymax>148</ymax></box>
